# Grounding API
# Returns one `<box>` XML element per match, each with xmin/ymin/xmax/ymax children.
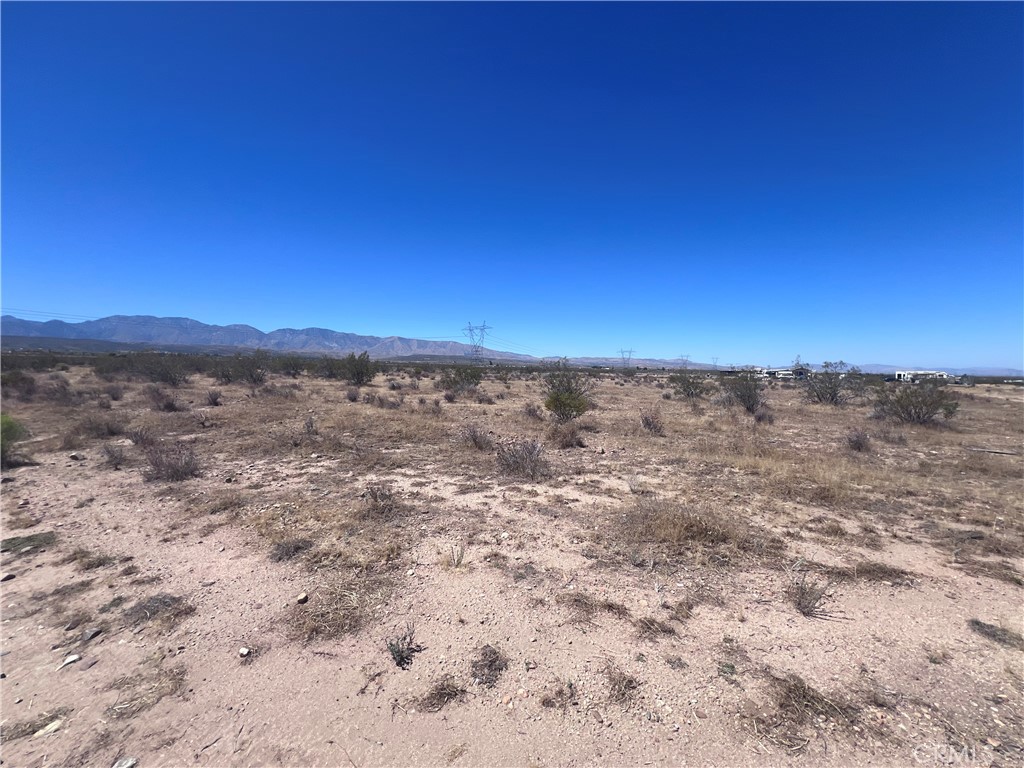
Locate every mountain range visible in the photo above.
<box><xmin>1</xmin><ymin>315</ymin><xmax>1021</xmax><ymax>376</ymax></box>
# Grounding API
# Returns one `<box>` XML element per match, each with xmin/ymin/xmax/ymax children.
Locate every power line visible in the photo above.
<box><xmin>618</xmin><ymin>348</ymin><xmax>635</xmax><ymax>368</ymax></box>
<box><xmin>462</xmin><ymin>321</ymin><xmax>492</xmax><ymax>360</ymax></box>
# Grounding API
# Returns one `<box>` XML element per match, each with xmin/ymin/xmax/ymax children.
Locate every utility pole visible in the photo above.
<box><xmin>462</xmin><ymin>321</ymin><xmax>492</xmax><ymax>361</ymax></box>
<box><xmin>618</xmin><ymin>348</ymin><xmax>635</xmax><ymax>368</ymax></box>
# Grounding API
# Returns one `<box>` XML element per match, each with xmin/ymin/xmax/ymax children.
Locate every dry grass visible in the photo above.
<box><xmin>605</xmin><ymin>663</ymin><xmax>641</xmax><ymax>706</ymax></box>
<box><xmin>107</xmin><ymin>660</ymin><xmax>186</xmax><ymax>720</ymax></box>
<box><xmin>470</xmin><ymin>644</ymin><xmax>508</xmax><ymax>687</ymax></box>
<box><xmin>417</xmin><ymin>675</ymin><xmax>467</xmax><ymax>712</ymax></box>
<box><xmin>291</xmin><ymin>574</ymin><xmax>391</xmax><ymax>641</ymax></box>
<box><xmin>123</xmin><ymin>593</ymin><xmax>196</xmax><ymax>631</ymax></box>
<box><xmin>751</xmin><ymin>671</ymin><xmax>861</xmax><ymax>750</ymax></box>
<box><xmin>495</xmin><ymin>439</ymin><xmax>549</xmax><ymax>479</ymax></box>
<box><xmin>387</xmin><ymin>624</ymin><xmax>423</xmax><ymax>669</ymax></box>
<box><xmin>556</xmin><ymin>591</ymin><xmax>631</xmax><ymax>624</ymax></box>
<box><xmin>0</xmin><ymin>707</ymin><xmax>73</xmax><ymax>741</ymax></box>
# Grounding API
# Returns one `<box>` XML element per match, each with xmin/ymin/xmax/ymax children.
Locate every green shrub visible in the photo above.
<box><xmin>438</xmin><ymin>367</ymin><xmax>483</xmax><ymax>394</ymax></box>
<box><xmin>803</xmin><ymin>361</ymin><xmax>864</xmax><ymax>406</ymax></box>
<box><xmin>1</xmin><ymin>414</ymin><xmax>27</xmax><ymax>468</ymax></box>
<box><xmin>873</xmin><ymin>383</ymin><xmax>959</xmax><ymax>424</ymax></box>
<box><xmin>340</xmin><ymin>352</ymin><xmax>379</xmax><ymax>387</ymax></box>
<box><xmin>542</xmin><ymin>363</ymin><xmax>594</xmax><ymax>422</ymax></box>
<box><xmin>667</xmin><ymin>370</ymin><xmax>709</xmax><ymax>399</ymax></box>
<box><xmin>721</xmin><ymin>373</ymin><xmax>766</xmax><ymax>415</ymax></box>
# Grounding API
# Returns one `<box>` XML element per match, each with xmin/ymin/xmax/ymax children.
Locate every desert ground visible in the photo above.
<box><xmin>1</xmin><ymin>359</ymin><xmax>1021</xmax><ymax>767</ymax></box>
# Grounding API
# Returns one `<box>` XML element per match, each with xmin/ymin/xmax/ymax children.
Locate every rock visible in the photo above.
<box><xmin>0</xmin><ymin>477</ymin><xmax>13</xmax><ymax>484</ymax></box>
<box><xmin>69</xmin><ymin>453</ymin><xmax>84</xmax><ymax>461</ymax></box>
<box><xmin>296</xmin><ymin>592</ymin><xmax>309</xmax><ymax>605</ymax></box>
<box><xmin>81</xmin><ymin>627</ymin><xmax>102</xmax><ymax>643</ymax></box>
<box><xmin>56</xmin><ymin>654</ymin><xmax>81</xmax><ymax>671</ymax></box>
<box><xmin>406</xmin><ymin>569</ymin><xmax>415</xmax><ymax>576</ymax></box>
<box><xmin>1</xmin><ymin>573</ymin><xmax>14</xmax><ymax>582</ymax></box>
<box><xmin>239</xmin><ymin>647</ymin><xmax>251</xmax><ymax>658</ymax></box>
<box><xmin>525</xmin><ymin>660</ymin><xmax>537</xmax><ymax>670</ymax></box>
<box><xmin>18</xmin><ymin>499</ymin><xmax>29</xmax><ymax>507</ymax></box>
<box><xmin>80</xmin><ymin>657</ymin><xmax>99</xmax><ymax>670</ymax></box>
<box><xmin>695</xmin><ymin>708</ymin><xmax>708</xmax><ymax>719</ymax></box>
<box><xmin>112</xmin><ymin>758</ymin><xmax>139</xmax><ymax>768</ymax></box>
<box><xmin>33</xmin><ymin>719</ymin><xmax>63</xmax><ymax>737</ymax></box>
<box><xmin>64</xmin><ymin>618</ymin><xmax>83</xmax><ymax>632</ymax></box>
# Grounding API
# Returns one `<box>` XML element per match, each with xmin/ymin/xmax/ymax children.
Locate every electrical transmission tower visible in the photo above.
<box><xmin>711</xmin><ymin>357</ymin><xmax>719</xmax><ymax>370</ymax></box>
<box><xmin>679</xmin><ymin>353</ymin><xmax>690</xmax><ymax>369</ymax></box>
<box><xmin>618</xmin><ymin>348</ymin><xmax>635</xmax><ymax>368</ymax></box>
<box><xmin>463</xmin><ymin>321</ymin><xmax>492</xmax><ymax>360</ymax></box>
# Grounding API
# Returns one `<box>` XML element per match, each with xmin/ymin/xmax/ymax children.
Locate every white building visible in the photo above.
<box><xmin>895</xmin><ymin>370</ymin><xmax>949</xmax><ymax>382</ymax></box>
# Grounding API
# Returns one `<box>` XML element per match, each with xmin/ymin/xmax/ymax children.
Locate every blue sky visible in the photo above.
<box><xmin>2</xmin><ymin>2</ymin><xmax>1021</xmax><ymax>367</ymax></box>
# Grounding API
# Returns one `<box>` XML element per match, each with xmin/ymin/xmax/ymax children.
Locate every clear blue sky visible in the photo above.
<box><xmin>2</xmin><ymin>2</ymin><xmax>1021</xmax><ymax>368</ymax></box>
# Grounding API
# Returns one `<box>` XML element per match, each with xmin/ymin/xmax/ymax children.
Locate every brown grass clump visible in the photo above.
<box><xmin>620</xmin><ymin>498</ymin><xmax>783</xmax><ymax>564</ymax></box>
<box><xmin>418</xmin><ymin>675</ymin><xmax>467</xmax><ymax>712</ymax></box>
<box><xmin>123</xmin><ymin>593</ymin><xmax>196</xmax><ymax>631</ymax></box>
<box><xmin>387</xmin><ymin>624</ymin><xmax>423</xmax><ymax>669</ymax></box>
<box><xmin>292</xmin><ymin>575</ymin><xmax>390</xmax><ymax>642</ymax></box>
<box><xmin>269</xmin><ymin>537</ymin><xmax>314</xmax><ymax>562</ymax></box>
<box><xmin>470</xmin><ymin>644</ymin><xmax>508</xmax><ymax>687</ymax></box>
<box><xmin>460</xmin><ymin>423</ymin><xmax>494</xmax><ymax>451</ymax></box>
<box><xmin>360</xmin><ymin>483</ymin><xmax>404</xmax><ymax>521</ymax></box>
<box><xmin>548</xmin><ymin>421</ymin><xmax>585</xmax><ymax>449</ymax></box>
<box><xmin>639</xmin><ymin>407</ymin><xmax>664</xmax><ymax>436</ymax></box>
<box><xmin>787</xmin><ymin>569</ymin><xmax>842</xmax><ymax>618</ymax></box>
<box><xmin>61</xmin><ymin>548</ymin><xmax>116</xmax><ymax>571</ymax></box>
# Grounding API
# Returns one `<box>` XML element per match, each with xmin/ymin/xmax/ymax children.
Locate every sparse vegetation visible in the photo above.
<box><xmin>1</xmin><ymin>413</ymin><xmax>28</xmax><ymax>468</ymax></box>
<box><xmin>470</xmin><ymin>644</ymin><xmax>508</xmax><ymax>687</ymax></box>
<box><xmin>461</xmin><ymin>423</ymin><xmax>493</xmax><ymax>451</ymax></box>
<box><xmin>803</xmin><ymin>361</ymin><xmax>863</xmax><ymax>406</ymax></box>
<box><xmin>721</xmin><ymin>373</ymin><xmax>767</xmax><ymax>414</ymax></box>
<box><xmin>639</xmin><ymin>407</ymin><xmax>664</xmax><ymax>435</ymax></box>
<box><xmin>143</xmin><ymin>443</ymin><xmax>201</xmax><ymax>481</ymax></box>
<box><xmin>495</xmin><ymin>439</ymin><xmax>548</xmax><ymax>479</ymax></box>
<box><xmin>874</xmin><ymin>381</ymin><xmax>959</xmax><ymax>423</ymax></box>
<box><xmin>387</xmin><ymin>624</ymin><xmax>424</xmax><ymax>669</ymax></box>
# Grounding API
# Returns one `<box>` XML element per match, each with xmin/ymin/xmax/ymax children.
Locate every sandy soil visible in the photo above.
<box><xmin>1</xmin><ymin>366</ymin><xmax>1021</xmax><ymax>767</ymax></box>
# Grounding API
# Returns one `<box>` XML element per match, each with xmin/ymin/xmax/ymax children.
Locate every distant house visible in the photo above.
<box><xmin>764</xmin><ymin>366</ymin><xmax>811</xmax><ymax>380</ymax></box>
<box><xmin>895</xmin><ymin>370</ymin><xmax>949</xmax><ymax>383</ymax></box>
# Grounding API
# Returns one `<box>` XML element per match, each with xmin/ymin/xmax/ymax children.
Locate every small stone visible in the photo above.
<box><xmin>239</xmin><ymin>647</ymin><xmax>251</xmax><ymax>658</ymax></box>
<box><xmin>1</xmin><ymin>573</ymin><xmax>14</xmax><ymax>582</ymax></box>
<box><xmin>14</xmin><ymin>697</ymin><xmax>22</xmax><ymax>703</ymax></box>
<box><xmin>218</xmin><ymin>546</ymin><xmax>225</xmax><ymax>553</ymax></box>
<box><xmin>592</xmin><ymin>710</ymin><xmax>604</xmax><ymax>723</ymax></box>
<box><xmin>82</xmin><ymin>627</ymin><xmax>102</xmax><ymax>643</ymax></box>
<box><xmin>406</xmin><ymin>569</ymin><xmax>415</xmax><ymax>576</ymax></box>
<box><xmin>112</xmin><ymin>758</ymin><xmax>139</xmax><ymax>768</ymax></box>
<box><xmin>57</xmin><ymin>654</ymin><xmax>81</xmax><ymax>671</ymax></box>
<box><xmin>69</xmin><ymin>453</ymin><xmax>84</xmax><ymax>461</ymax></box>
<box><xmin>64</xmin><ymin>618</ymin><xmax>82</xmax><ymax>631</ymax></box>
<box><xmin>296</xmin><ymin>592</ymin><xmax>309</xmax><ymax>605</ymax></box>
<box><xmin>18</xmin><ymin>499</ymin><xmax>29</xmax><ymax>507</ymax></box>
<box><xmin>80</xmin><ymin>657</ymin><xmax>98</xmax><ymax>670</ymax></box>
<box><xmin>525</xmin><ymin>660</ymin><xmax>537</xmax><ymax>670</ymax></box>
<box><xmin>695</xmin><ymin>708</ymin><xmax>708</xmax><ymax>719</ymax></box>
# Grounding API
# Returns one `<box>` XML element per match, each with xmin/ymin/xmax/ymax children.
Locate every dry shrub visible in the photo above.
<box><xmin>72</xmin><ymin>414</ymin><xmax>128</xmax><ymax>439</ymax></box>
<box><xmin>470</xmin><ymin>644</ymin><xmax>508</xmax><ymax>687</ymax></box>
<box><xmin>548</xmin><ymin>421</ymin><xmax>585</xmax><ymax>449</ymax></box>
<box><xmin>845</xmin><ymin>429</ymin><xmax>871</xmax><ymax>452</ymax></box>
<box><xmin>418</xmin><ymin>675</ymin><xmax>467</xmax><ymax>712</ymax></box>
<box><xmin>62</xmin><ymin>548</ymin><xmax>116</xmax><ymax>570</ymax></box>
<box><xmin>541</xmin><ymin>679</ymin><xmax>579</xmax><ymax>709</ymax></box>
<box><xmin>346</xmin><ymin>387</ymin><xmax>360</xmax><ymax>402</ymax></box>
<box><xmin>143</xmin><ymin>384</ymin><xmax>184</xmax><ymax>412</ymax></box>
<box><xmin>461</xmin><ymin>423</ymin><xmax>494</xmax><ymax>451</ymax></box>
<box><xmin>361</xmin><ymin>483</ymin><xmax>404</xmax><ymax>520</ymax></box>
<box><xmin>126</xmin><ymin>425</ymin><xmax>156</xmax><ymax>447</ymax></box>
<box><xmin>496</xmin><ymin>439</ymin><xmax>549</xmax><ymax>479</ymax></box>
<box><xmin>753</xmin><ymin>407</ymin><xmax>775</xmax><ymax>425</ymax></box>
<box><xmin>206</xmin><ymin>389</ymin><xmax>222</xmax><ymax>406</ymax></box>
<box><xmin>523</xmin><ymin>403</ymin><xmax>545</xmax><ymax>421</ymax></box>
<box><xmin>639</xmin><ymin>407</ymin><xmax>664</xmax><ymax>435</ymax></box>
<box><xmin>102</xmin><ymin>443</ymin><xmax>126</xmax><ymax>469</ymax></box>
<box><xmin>788</xmin><ymin>567</ymin><xmax>842</xmax><ymax>618</ymax></box>
<box><xmin>143</xmin><ymin>443</ymin><xmax>201</xmax><ymax>481</ymax></box>
<box><xmin>752</xmin><ymin>671</ymin><xmax>860</xmax><ymax>751</ymax></box>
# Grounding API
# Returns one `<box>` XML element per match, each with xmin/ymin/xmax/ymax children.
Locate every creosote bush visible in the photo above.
<box><xmin>639</xmin><ymin>407</ymin><xmax>664</xmax><ymax>436</ymax></box>
<box><xmin>542</xmin><ymin>363</ymin><xmax>594</xmax><ymax>422</ymax></box>
<box><xmin>721</xmin><ymin>373</ymin><xmax>767</xmax><ymax>415</ymax></box>
<box><xmin>803</xmin><ymin>361</ymin><xmax>863</xmax><ymax>406</ymax></box>
<box><xmin>668</xmin><ymin>370</ymin><xmax>709</xmax><ymax>399</ymax></box>
<box><xmin>1</xmin><ymin>414</ymin><xmax>28</xmax><ymax>469</ymax></box>
<box><xmin>874</xmin><ymin>382</ymin><xmax>959</xmax><ymax>424</ymax></box>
